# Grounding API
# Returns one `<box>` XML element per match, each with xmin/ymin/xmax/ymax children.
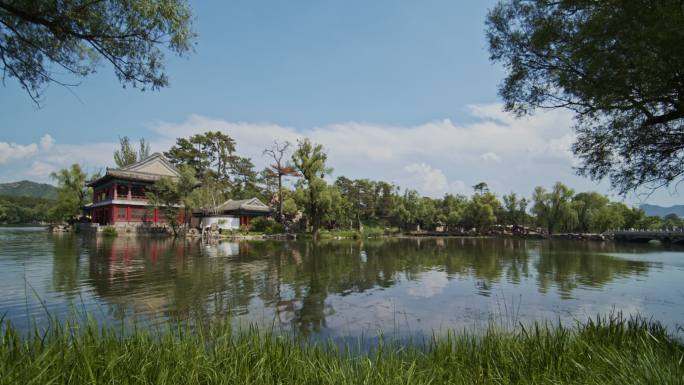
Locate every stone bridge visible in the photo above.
<box><xmin>610</xmin><ymin>230</ymin><xmax>684</xmax><ymax>244</ymax></box>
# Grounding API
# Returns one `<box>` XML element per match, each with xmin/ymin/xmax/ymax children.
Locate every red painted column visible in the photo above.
<box><xmin>154</xmin><ymin>209</ymin><xmax>159</xmax><ymax>223</ymax></box>
<box><xmin>111</xmin><ymin>205</ymin><xmax>116</xmax><ymax>224</ymax></box>
<box><xmin>126</xmin><ymin>206</ymin><xmax>131</xmax><ymax>223</ymax></box>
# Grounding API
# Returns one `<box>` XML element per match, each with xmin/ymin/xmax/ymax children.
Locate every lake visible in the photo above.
<box><xmin>1</xmin><ymin>227</ymin><xmax>683</xmax><ymax>342</ymax></box>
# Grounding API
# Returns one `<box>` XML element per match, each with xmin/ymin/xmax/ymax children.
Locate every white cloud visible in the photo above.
<box><xmin>0</xmin><ymin>134</ymin><xmax>116</xmax><ymax>182</ymax></box>
<box><xmin>137</xmin><ymin>104</ymin><xmax>580</xmax><ymax>198</ymax></box>
<box><xmin>0</xmin><ymin>104</ymin><xmax>608</xmax><ymax>200</ymax></box>
<box><xmin>0</xmin><ymin>141</ymin><xmax>38</xmax><ymax>163</ymax></box>
<box><xmin>403</xmin><ymin>162</ymin><xmax>467</xmax><ymax>196</ymax></box>
<box><xmin>480</xmin><ymin>152</ymin><xmax>501</xmax><ymax>163</ymax></box>
<box><xmin>28</xmin><ymin>161</ymin><xmax>55</xmax><ymax>176</ymax></box>
<box><xmin>39</xmin><ymin>134</ymin><xmax>54</xmax><ymax>150</ymax></box>
<box><xmin>407</xmin><ymin>270</ymin><xmax>449</xmax><ymax>298</ymax></box>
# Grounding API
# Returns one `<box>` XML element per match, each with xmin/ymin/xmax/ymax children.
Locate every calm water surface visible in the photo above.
<box><xmin>1</xmin><ymin>227</ymin><xmax>683</xmax><ymax>341</ymax></box>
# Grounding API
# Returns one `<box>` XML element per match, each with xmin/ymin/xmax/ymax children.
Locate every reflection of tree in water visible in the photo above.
<box><xmin>75</xmin><ymin>236</ymin><xmax>657</xmax><ymax>334</ymax></box>
<box><xmin>293</xmin><ymin>248</ymin><xmax>330</xmax><ymax>334</ymax></box>
<box><xmin>534</xmin><ymin>241</ymin><xmax>654</xmax><ymax>299</ymax></box>
<box><xmin>51</xmin><ymin>234</ymin><xmax>82</xmax><ymax>296</ymax></box>
<box><xmin>85</xmin><ymin>237</ymin><xmax>243</xmax><ymax>324</ymax></box>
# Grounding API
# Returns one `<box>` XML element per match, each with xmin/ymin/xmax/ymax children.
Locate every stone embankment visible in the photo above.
<box><xmin>188</xmin><ymin>226</ymin><xmax>296</xmax><ymax>240</ymax></box>
<box><xmin>548</xmin><ymin>233</ymin><xmax>613</xmax><ymax>241</ymax></box>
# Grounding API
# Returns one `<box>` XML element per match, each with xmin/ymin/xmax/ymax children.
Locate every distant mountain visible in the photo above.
<box><xmin>640</xmin><ymin>204</ymin><xmax>684</xmax><ymax>218</ymax></box>
<box><xmin>0</xmin><ymin>180</ymin><xmax>57</xmax><ymax>200</ymax></box>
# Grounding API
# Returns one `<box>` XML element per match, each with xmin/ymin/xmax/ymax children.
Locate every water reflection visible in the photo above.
<box><xmin>4</xmin><ymin>228</ymin><xmax>682</xmax><ymax>338</ymax></box>
<box><xmin>51</xmin><ymin>234</ymin><xmax>82</xmax><ymax>296</ymax></box>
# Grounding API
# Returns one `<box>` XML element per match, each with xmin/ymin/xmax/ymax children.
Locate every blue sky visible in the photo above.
<box><xmin>0</xmin><ymin>0</ymin><xmax>681</xmax><ymax>206</ymax></box>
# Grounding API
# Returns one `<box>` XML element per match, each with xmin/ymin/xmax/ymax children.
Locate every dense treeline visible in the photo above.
<box><xmin>0</xmin><ymin>195</ymin><xmax>53</xmax><ymax>224</ymax></box>
<box><xmin>46</xmin><ymin>133</ymin><xmax>683</xmax><ymax>235</ymax></box>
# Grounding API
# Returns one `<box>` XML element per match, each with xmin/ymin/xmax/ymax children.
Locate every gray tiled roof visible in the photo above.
<box><xmin>87</xmin><ymin>153</ymin><xmax>180</xmax><ymax>186</ymax></box>
<box><xmin>217</xmin><ymin>198</ymin><xmax>271</xmax><ymax>213</ymax></box>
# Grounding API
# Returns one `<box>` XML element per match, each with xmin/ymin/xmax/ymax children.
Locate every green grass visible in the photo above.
<box><xmin>101</xmin><ymin>225</ymin><xmax>118</xmax><ymax>237</ymax></box>
<box><xmin>1</xmin><ymin>315</ymin><xmax>682</xmax><ymax>384</ymax></box>
<box><xmin>311</xmin><ymin>226</ymin><xmax>399</xmax><ymax>240</ymax></box>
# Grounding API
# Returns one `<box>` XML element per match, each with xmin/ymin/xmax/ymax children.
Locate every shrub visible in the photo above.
<box><xmin>265</xmin><ymin>222</ymin><xmax>285</xmax><ymax>235</ymax></box>
<box><xmin>249</xmin><ymin>217</ymin><xmax>270</xmax><ymax>233</ymax></box>
<box><xmin>102</xmin><ymin>226</ymin><xmax>118</xmax><ymax>237</ymax></box>
<box><xmin>239</xmin><ymin>224</ymin><xmax>250</xmax><ymax>234</ymax></box>
<box><xmin>363</xmin><ymin>227</ymin><xmax>385</xmax><ymax>237</ymax></box>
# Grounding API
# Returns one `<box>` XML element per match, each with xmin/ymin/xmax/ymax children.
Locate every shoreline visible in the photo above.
<box><xmin>2</xmin><ymin>224</ymin><xmax>672</xmax><ymax>244</ymax></box>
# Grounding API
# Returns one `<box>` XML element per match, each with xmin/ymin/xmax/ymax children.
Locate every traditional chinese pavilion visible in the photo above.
<box><xmin>190</xmin><ymin>198</ymin><xmax>271</xmax><ymax>231</ymax></box>
<box><xmin>85</xmin><ymin>153</ymin><xmax>185</xmax><ymax>226</ymax></box>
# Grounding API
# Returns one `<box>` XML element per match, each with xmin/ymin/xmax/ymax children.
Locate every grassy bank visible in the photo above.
<box><xmin>301</xmin><ymin>226</ymin><xmax>400</xmax><ymax>240</ymax></box>
<box><xmin>1</xmin><ymin>316</ymin><xmax>683</xmax><ymax>384</ymax></box>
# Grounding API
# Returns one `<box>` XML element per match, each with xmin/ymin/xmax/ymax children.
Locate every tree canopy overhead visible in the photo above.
<box><xmin>0</xmin><ymin>0</ymin><xmax>194</xmax><ymax>104</ymax></box>
<box><xmin>486</xmin><ymin>0</ymin><xmax>684</xmax><ymax>194</ymax></box>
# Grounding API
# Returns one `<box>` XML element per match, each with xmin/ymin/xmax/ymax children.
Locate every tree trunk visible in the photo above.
<box><xmin>277</xmin><ymin>174</ymin><xmax>283</xmax><ymax>223</ymax></box>
<box><xmin>311</xmin><ymin>216</ymin><xmax>320</xmax><ymax>240</ymax></box>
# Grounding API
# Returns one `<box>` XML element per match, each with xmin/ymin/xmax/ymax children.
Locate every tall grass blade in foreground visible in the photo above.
<box><xmin>0</xmin><ymin>314</ymin><xmax>682</xmax><ymax>384</ymax></box>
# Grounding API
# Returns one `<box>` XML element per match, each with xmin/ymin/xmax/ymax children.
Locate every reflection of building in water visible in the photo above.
<box><xmin>88</xmin><ymin>236</ymin><xmax>177</xmax><ymax>286</ymax></box>
<box><xmin>65</xmin><ymin>237</ymin><xmax>660</xmax><ymax>335</ymax></box>
<box><xmin>82</xmin><ymin>236</ymin><xmax>283</xmax><ymax>324</ymax></box>
<box><xmin>203</xmin><ymin>241</ymin><xmax>240</xmax><ymax>258</ymax></box>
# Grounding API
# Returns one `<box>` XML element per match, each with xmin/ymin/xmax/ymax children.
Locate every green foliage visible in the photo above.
<box><xmin>164</xmin><ymin>131</ymin><xmax>265</xmax><ymax>201</ymax></box>
<box><xmin>186</xmin><ymin>178</ymin><xmax>228</xmax><ymax>215</ymax></box>
<box><xmin>249</xmin><ymin>217</ymin><xmax>270</xmax><ymax>233</ymax></box>
<box><xmin>462</xmin><ymin>191</ymin><xmax>501</xmax><ymax>232</ymax></box>
<box><xmin>532</xmin><ymin>183</ymin><xmax>577</xmax><ymax>234</ymax></box>
<box><xmin>0</xmin><ymin>195</ymin><xmax>52</xmax><ymax>224</ymax></box>
<box><xmin>573</xmin><ymin>192</ymin><xmax>610</xmax><ymax>232</ymax></box>
<box><xmin>592</xmin><ymin>204</ymin><xmax>626</xmax><ymax>233</ymax></box>
<box><xmin>462</xmin><ymin>196</ymin><xmax>496</xmax><ymax>232</ymax></box>
<box><xmin>264</xmin><ymin>222</ymin><xmax>285</xmax><ymax>235</ymax></box>
<box><xmin>661</xmin><ymin>214</ymin><xmax>684</xmax><ymax>230</ymax></box>
<box><xmin>502</xmin><ymin>192</ymin><xmax>528</xmax><ymax>227</ymax></box>
<box><xmin>146</xmin><ymin>166</ymin><xmax>197</xmax><ymax>236</ymax></box>
<box><xmin>1</xmin><ymin>315</ymin><xmax>682</xmax><ymax>384</ymax></box>
<box><xmin>441</xmin><ymin>194</ymin><xmax>467</xmax><ymax>228</ymax></box>
<box><xmin>486</xmin><ymin>0</ymin><xmax>684</xmax><ymax>193</ymax></box>
<box><xmin>1</xmin><ymin>0</ymin><xmax>195</xmax><ymax>104</ymax></box>
<box><xmin>292</xmin><ymin>139</ymin><xmax>332</xmax><ymax>239</ymax></box>
<box><xmin>103</xmin><ymin>131</ymin><xmax>670</xmax><ymax>236</ymax></box>
<box><xmin>49</xmin><ymin>164</ymin><xmax>90</xmax><ymax>224</ymax></box>
<box><xmin>282</xmin><ymin>196</ymin><xmax>299</xmax><ymax>217</ymax></box>
<box><xmin>102</xmin><ymin>226</ymin><xmax>118</xmax><ymax>237</ymax></box>
<box><xmin>362</xmin><ymin>226</ymin><xmax>386</xmax><ymax>237</ymax></box>
<box><xmin>114</xmin><ymin>136</ymin><xmax>151</xmax><ymax>167</ymax></box>
<box><xmin>333</xmin><ymin>177</ymin><xmax>396</xmax><ymax>229</ymax></box>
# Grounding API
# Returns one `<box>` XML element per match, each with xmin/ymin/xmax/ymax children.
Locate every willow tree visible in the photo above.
<box><xmin>0</xmin><ymin>0</ymin><xmax>195</xmax><ymax>104</ymax></box>
<box><xmin>292</xmin><ymin>139</ymin><xmax>332</xmax><ymax>239</ymax></box>
<box><xmin>49</xmin><ymin>164</ymin><xmax>89</xmax><ymax>223</ymax></box>
<box><xmin>532</xmin><ymin>182</ymin><xmax>577</xmax><ymax>234</ymax></box>
<box><xmin>487</xmin><ymin>0</ymin><xmax>684</xmax><ymax>193</ymax></box>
